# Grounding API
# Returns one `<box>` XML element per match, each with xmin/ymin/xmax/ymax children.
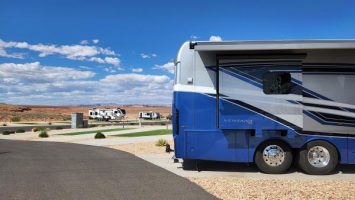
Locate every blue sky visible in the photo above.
<box><xmin>1</xmin><ymin>0</ymin><xmax>355</xmax><ymax>105</ymax></box>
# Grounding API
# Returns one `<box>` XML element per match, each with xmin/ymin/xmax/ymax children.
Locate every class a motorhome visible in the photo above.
<box><xmin>139</xmin><ymin>111</ymin><xmax>161</xmax><ymax>120</ymax></box>
<box><xmin>172</xmin><ymin>40</ymin><xmax>355</xmax><ymax>175</ymax></box>
<box><xmin>89</xmin><ymin>108</ymin><xmax>126</xmax><ymax>121</ymax></box>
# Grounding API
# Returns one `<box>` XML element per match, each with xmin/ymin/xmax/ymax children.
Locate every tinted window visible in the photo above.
<box><xmin>263</xmin><ymin>72</ymin><xmax>291</xmax><ymax>95</ymax></box>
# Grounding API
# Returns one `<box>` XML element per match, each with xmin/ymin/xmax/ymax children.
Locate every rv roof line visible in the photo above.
<box><xmin>189</xmin><ymin>41</ymin><xmax>197</xmax><ymax>49</ymax></box>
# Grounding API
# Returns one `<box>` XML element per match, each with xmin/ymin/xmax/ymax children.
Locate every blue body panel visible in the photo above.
<box><xmin>173</xmin><ymin>91</ymin><xmax>352</xmax><ymax>164</ymax></box>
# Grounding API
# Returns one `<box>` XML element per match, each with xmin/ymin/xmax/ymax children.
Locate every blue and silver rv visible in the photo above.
<box><xmin>172</xmin><ymin>40</ymin><xmax>355</xmax><ymax>174</ymax></box>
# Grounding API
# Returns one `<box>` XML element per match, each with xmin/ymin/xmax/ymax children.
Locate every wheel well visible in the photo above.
<box><xmin>301</xmin><ymin>139</ymin><xmax>341</xmax><ymax>162</ymax></box>
<box><xmin>253</xmin><ymin>139</ymin><xmax>292</xmax><ymax>160</ymax></box>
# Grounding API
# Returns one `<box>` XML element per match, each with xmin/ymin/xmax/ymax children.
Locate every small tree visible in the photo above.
<box><xmin>38</xmin><ymin>129</ymin><xmax>49</xmax><ymax>138</ymax></box>
<box><xmin>95</xmin><ymin>132</ymin><xmax>106</xmax><ymax>139</ymax></box>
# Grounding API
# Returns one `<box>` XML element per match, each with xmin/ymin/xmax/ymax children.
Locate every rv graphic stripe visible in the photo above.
<box><xmin>223</xmin><ymin>98</ymin><xmax>302</xmax><ymax>131</ymax></box>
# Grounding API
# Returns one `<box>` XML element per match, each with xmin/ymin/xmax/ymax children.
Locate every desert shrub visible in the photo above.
<box><xmin>16</xmin><ymin>129</ymin><xmax>26</xmax><ymax>133</ymax></box>
<box><xmin>155</xmin><ymin>139</ymin><xmax>167</xmax><ymax>147</ymax></box>
<box><xmin>94</xmin><ymin>132</ymin><xmax>106</xmax><ymax>139</ymax></box>
<box><xmin>32</xmin><ymin>127</ymin><xmax>39</xmax><ymax>132</ymax></box>
<box><xmin>38</xmin><ymin>130</ymin><xmax>49</xmax><ymax>138</ymax></box>
<box><xmin>2</xmin><ymin>130</ymin><xmax>15</xmax><ymax>135</ymax></box>
<box><xmin>2</xmin><ymin>131</ymin><xmax>10</xmax><ymax>135</ymax></box>
<box><xmin>48</xmin><ymin>122</ymin><xmax>52</xmax><ymax>125</ymax></box>
<box><xmin>11</xmin><ymin>116</ymin><xmax>21</xmax><ymax>122</ymax></box>
<box><xmin>55</xmin><ymin>127</ymin><xmax>63</xmax><ymax>130</ymax></box>
<box><xmin>166</xmin><ymin>114</ymin><xmax>172</xmax><ymax>121</ymax></box>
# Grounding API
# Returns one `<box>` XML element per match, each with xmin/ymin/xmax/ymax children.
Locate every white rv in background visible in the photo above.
<box><xmin>89</xmin><ymin>108</ymin><xmax>126</xmax><ymax>121</ymax></box>
<box><xmin>139</xmin><ymin>111</ymin><xmax>161</xmax><ymax>120</ymax></box>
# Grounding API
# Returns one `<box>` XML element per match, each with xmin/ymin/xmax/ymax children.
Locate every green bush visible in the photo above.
<box><xmin>2</xmin><ymin>130</ymin><xmax>15</xmax><ymax>135</ymax></box>
<box><xmin>32</xmin><ymin>127</ymin><xmax>39</xmax><ymax>132</ymax></box>
<box><xmin>155</xmin><ymin>139</ymin><xmax>167</xmax><ymax>147</ymax></box>
<box><xmin>16</xmin><ymin>129</ymin><xmax>26</xmax><ymax>133</ymax></box>
<box><xmin>94</xmin><ymin>132</ymin><xmax>106</xmax><ymax>139</ymax></box>
<box><xmin>38</xmin><ymin>130</ymin><xmax>49</xmax><ymax>138</ymax></box>
<box><xmin>11</xmin><ymin>116</ymin><xmax>21</xmax><ymax>122</ymax></box>
<box><xmin>2</xmin><ymin>131</ymin><xmax>10</xmax><ymax>135</ymax></box>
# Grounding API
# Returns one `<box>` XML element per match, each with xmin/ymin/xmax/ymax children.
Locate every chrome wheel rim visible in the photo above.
<box><xmin>307</xmin><ymin>146</ymin><xmax>330</xmax><ymax>168</ymax></box>
<box><xmin>263</xmin><ymin>145</ymin><xmax>285</xmax><ymax>167</ymax></box>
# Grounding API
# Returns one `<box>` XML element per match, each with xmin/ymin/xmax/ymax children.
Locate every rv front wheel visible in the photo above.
<box><xmin>255</xmin><ymin>140</ymin><xmax>293</xmax><ymax>174</ymax></box>
<box><xmin>298</xmin><ymin>140</ymin><xmax>338</xmax><ymax>175</ymax></box>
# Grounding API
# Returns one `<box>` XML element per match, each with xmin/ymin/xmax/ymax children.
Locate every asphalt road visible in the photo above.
<box><xmin>0</xmin><ymin>140</ymin><xmax>215</xmax><ymax>200</ymax></box>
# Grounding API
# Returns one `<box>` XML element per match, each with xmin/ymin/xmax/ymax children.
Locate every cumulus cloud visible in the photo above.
<box><xmin>0</xmin><ymin>47</ymin><xmax>25</xmax><ymax>59</ymax></box>
<box><xmin>209</xmin><ymin>35</ymin><xmax>223</xmax><ymax>42</ymax></box>
<box><xmin>140</xmin><ymin>53</ymin><xmax>157</xmax><ymax>59</ymax></box>
<box><xmin>0</xmin><ymin>39</ymin><xmax>120</xmax><ymax>66</ymax></box>
<box><xmin>190</xmin><ymin>35</ymin><xmax>199</xmax><ymax>40</ymax></box>
<box><xmin>154</xmin><ymin>62</ymin><xmax>174</xmax><ymax>74</ymax></box>
<box><xmin>0</xmin><ymin>62</ymin><xmax>172</xmax><ymax>105</ymax></box>
<box><xmin>80</xmin><ymin>40</ymin><xmax>89</xmax><ymax>45</ymax></box>
<box><xmin>92</xmin><ymin>39</ymin><xmax>99</xmax><ymax>44</ymax></box>
<box><xmin>131</xmin><ymin>68</ymin><xmax>143</xmax><ymax>73</ymax></box>
<box><xmin>0</xmin><ymin>62</ymin><xmax>95</xmax><ymax>83</ymax></box>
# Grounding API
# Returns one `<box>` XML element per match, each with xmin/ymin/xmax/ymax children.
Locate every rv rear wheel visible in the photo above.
<box><xmin>255</xmin><ymin>140</ymin><xmax>293</xmax><ymax>174</ymax></box>
<box><xmin>298</xmin><ymin>140</ymin><xmax>338</xmax><ymax>175</ymax></box>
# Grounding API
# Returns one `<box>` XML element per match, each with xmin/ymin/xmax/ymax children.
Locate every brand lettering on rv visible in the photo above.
<box><xmin>224</xmin><ymin>119</ymin><xmax>253</xmax><ymax>125</ymax></box>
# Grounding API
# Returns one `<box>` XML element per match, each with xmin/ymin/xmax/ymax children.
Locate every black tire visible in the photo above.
<box><xmin>255</xmin><ymin>140</ymin><xmax>293</xmax><ymax>174</ymax></box>
<box><xmin>298</xmin><ymin>140</ymin><xmax>338</xmax><ymax>175</ymax></box>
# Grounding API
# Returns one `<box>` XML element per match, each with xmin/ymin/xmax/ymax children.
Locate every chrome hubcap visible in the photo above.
<box><xmin>307</xmin><ymin>146</ymin><xmax>330</xmax><ymax>168</ymax></box>
<box><xmin>263</xmin><ymin>145</ymin><xmax>285</xmax><ymax>167</ymax></box>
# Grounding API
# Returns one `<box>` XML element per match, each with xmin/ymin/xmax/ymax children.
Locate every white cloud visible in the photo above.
<box><xmin>209</xmin><ymin>35</ymin><xmax>223</xmax><ymax>42</ymax></box>
<box><xmin>132</xmin><ymin>68</ymin><xmax>143</xmax><ymax>73</ymax></box>
<box><xmin>140</xmin><ymin>53</ymin><xmax>150</xmax><ymax>59</ymax></box>
<box><xmin>190</xmin><ymin>35</ymin><xmax>199</xmax><ymax>40</ymax></box>
<box><xmin>0</xmin><ymin>48</ymin><xmax>25</xmax><ymax>59</ymax></box>
<box><xmin>92</xmin><ymin>39</ymin><xmax>99</xmax><ymax>44</ymax></box>
<box><xmin>104</xmin><ymin>57</ymin><xmax>120</xmax><ymax>66</ymax></box>
<box><xmin>0</xmin><ymin>39</ymin><xmax>120</xmax><ymax>67</ymax></box>
<box><xmin>80</xmin><ymin>40</ymin><xmax>89</xmax><ymax>45</ymax></box>
<box><xmin>154</xmin><ymin>62</ymin><xmax>174</xmax><ymax>74</ymax></box>
<box><xmin>0</xmin><ymin>62</ymin><xmax>172</xmax><ymax>105</ymax></box>
<box><xmin>0</xmin><ymin>62</ymin><xmax>95</xmax><ymax>83</ymax></box>
<box><xmin>140</xmin><ymin>53</ymin><xmax>157</xmax><ymax>59</ymax></box>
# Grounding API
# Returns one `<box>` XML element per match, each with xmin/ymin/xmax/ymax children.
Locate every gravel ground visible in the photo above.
<box><xmin>110</xmin><ymin>139</ymin><xmax>174</xmax><ymax>154</ymax></box>
<box><xmin>110</xmin><ymin>141</ymin><xmax>355</xmax><ymax>200</ymax></box>
<box><xmin>189</xmin><ymin>177</ymin><xmax>355</xmax><ymax>200</ymax></box>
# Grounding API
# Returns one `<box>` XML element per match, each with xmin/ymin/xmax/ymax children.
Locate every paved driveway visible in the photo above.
<box><xmin>0</xmin><ymin>140</ymin><xmax>215</xmax><ymax>200</ymax></box>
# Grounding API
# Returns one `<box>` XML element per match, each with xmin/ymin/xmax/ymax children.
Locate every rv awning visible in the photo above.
<box><xmin>192</xmin><ymin>40</ymin><xmax>355</xmax><ymax>51</ymax></box>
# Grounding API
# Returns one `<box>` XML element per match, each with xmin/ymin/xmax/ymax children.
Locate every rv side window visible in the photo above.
<box><xmin>263</xmin><ymin>72</ymin><xmax>291</xmax><ymax>95</ymax></box>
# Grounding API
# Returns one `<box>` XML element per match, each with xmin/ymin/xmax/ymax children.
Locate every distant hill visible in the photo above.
<box><xmin>0</xmin><ymin>103</ymin><xmax>171</xmax><ymax>122</ymax></box>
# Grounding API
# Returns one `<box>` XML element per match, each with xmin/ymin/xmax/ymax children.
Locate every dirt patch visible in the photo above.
<box><xmin>110</xmin><ymin>139</ymin><xmax>174</xmax><ymax>155</ymax></box>
<box><xmin>189</xmin><ymin>177</ymin><xmax>355</xmax><ymax>200</ymax></box>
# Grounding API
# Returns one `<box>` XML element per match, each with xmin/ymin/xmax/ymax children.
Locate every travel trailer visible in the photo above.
<box><xmin>89</xmin><ymin>108</ymin><xmax>126</xmax><ymax>121</ymax></box>
<box><xmin>172</xmin><ymin>40</ymin><xmax>355</xmax><ymax>175</ymax></box>
<box><xmin>139</xmin><ymin>111</ymin><xmax>161</xmax><ymax>120</ymax></box>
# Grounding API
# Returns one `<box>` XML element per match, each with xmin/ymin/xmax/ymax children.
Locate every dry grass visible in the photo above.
<box><xmin>189</xmin><ymin>177</ymin><xmax>355</xmax><ymax>200</ymax></box>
